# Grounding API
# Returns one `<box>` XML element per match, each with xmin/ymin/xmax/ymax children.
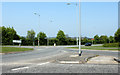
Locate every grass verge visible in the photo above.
<box><xmin>67</xmin><ymin>46</ymin><xmax>120</xmax><ymax>51</ymax></box>
<box><xmin>0</xmin><ymin>47</ymin><xmax>34</xmax><ymax>53</ymax></box>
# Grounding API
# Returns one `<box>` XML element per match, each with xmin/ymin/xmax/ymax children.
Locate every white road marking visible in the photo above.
<box><xmin>59</xmin><ymin>61</ymin><xmax>80</xmax><ymax>64</ymax></box>
<box><xmin>11</xmin><ymin>62</ymin><xmax>50</xmax><ymax>71</ymax></box>
<box><xmin>0</xmin><ymin>63</ymin><xmax>32</xmax><ymax>65</ymax></box>
<box><xmin>36</xmin><ymin>49</ymin><xmax>43</xmax><ymax>50</ymax></box>
<box><xmin>11</xmin><ymin>67</ymin><xmax>29</xmax><ymax>71</ymax></box>
<box><xmin>37</xmin><ymin>62</ymin><xmax>50</xmax><ymax>65</ymax></box>
<box><xmin>70</xmin><ymin>55</ymin><xmax>79</xmax><ymax>57</ymax></box>
<box><xmin>64</xmin><ymin>51</ymin><xmax>67</xmax><ymax>52</ymax></box>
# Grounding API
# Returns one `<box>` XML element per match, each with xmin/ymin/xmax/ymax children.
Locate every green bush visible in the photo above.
<box><xmin>103</xmin><ymin>43</ymin><xmax>120</xmax><ymax>47</ymax></box>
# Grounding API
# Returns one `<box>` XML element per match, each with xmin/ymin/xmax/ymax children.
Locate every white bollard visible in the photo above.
<box><xmin>54</xmin><ymin>43</ymin><xmax>56</xmax><ymax>46</ymax></box>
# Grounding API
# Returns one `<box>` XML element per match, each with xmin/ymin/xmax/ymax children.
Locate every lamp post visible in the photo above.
<box><xmin>78</xmin><ymin>0</ymin><xmax>82</xmax><ymax>56</ymax></box>
<box><xmin>46</xmin><ymin>37</ymin><xmax>49</xmax><ymax>46</ymax></box>
<box><xmin>34</xmin><ymin>12</ymin><xmax>40</xmax><ymax>47</ymax></box>
<box><xmin>67</xmin><ymin>0</ymin><xmax>82</xmax><ymax>56</ymax></box>
<box><xmin>76</xmin><ymin>37</ymin><xmax>78</xmax><ymax>46</ymax></box>
<box><xmin>44</xmin><ymin>37</ymin><xmax>49</xmax><ymax>46</ymax></box>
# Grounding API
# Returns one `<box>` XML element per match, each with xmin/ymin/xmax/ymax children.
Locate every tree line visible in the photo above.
<box><xmin>1</xmin><ymin>26</ymin><xmax>120</xmax><ymax>45</ymax></box>
<box><xmin>92</xmin><ymin>28</ymin><xmax>120</xmax><ymax>44</ymax></box>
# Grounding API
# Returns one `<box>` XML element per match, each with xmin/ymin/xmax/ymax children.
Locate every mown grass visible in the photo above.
<box><xmin>67</xmin><ymin>46</ymin><xmax>120</xmax><ymax>51</ymax></box>
<box><xmin>0</xmin><ymin>47</ymin><xmax>34</xmax><ymax>53</ymax></box>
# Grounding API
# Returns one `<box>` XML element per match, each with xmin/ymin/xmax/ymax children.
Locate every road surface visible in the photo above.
<box><xmin>1</xmin><ymin>46</ymin><xmax>119</xmax><ymax>73</ymax></box>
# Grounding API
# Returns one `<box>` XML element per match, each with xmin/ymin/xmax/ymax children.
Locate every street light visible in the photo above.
<box><xmin>47</xmin><ymin>17</ymin><xmax>54</xmax><ymax>46</ymax></box>
<box><xmin>45</xmin><ymin>37</ymin><xmax>49</xmax><ymax>46</ymax></box>
<box><xmin>67</xmin><ymin>0</ymin><xmax>82</xmax><ymax>56</ymax></box>
<box><xmin>34</xmin><ymin>12</ymin><xmax>40</xmax><ymax>47</ymax></box>
<box><xmin>76</xmin><ymin>37</ymin><xmax>78</xmax><ymax>46</ymax></box>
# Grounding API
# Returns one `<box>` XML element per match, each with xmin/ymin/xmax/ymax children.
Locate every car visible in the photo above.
<box><xmin>85</xmin><ymin>43</ymin><xmax>92</xmax><ymax>46</ymax></box>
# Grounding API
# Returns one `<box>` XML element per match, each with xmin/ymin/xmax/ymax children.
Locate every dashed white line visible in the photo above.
<box><xmin>11</xmin><ymin>67</ymin><xmax>29</xmax><ymax>71</ymax></box>
<box><xmin>37</xmin><ymin>62</ymin><xmax>50</xmax><ymax>65</ymax></box>
<box><xmin>11</xmin><ymin>62</ymin><xmax>50</xmax><ymax>71</ymax></box>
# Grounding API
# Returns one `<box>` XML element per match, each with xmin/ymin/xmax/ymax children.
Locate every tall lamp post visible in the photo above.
<box><xmin>34</xmin><ymin>12</ymin><xmax>40</xmax><ymax>47</ymax></box>
<box><xmin>67</xmin><ymin>0</ymin><xmax>82</xmax><ymax>56</ymax></box>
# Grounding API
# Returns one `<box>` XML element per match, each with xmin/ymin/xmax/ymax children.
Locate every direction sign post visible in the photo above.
<box><xmin>13</xmin><ymin>39</ymin><xmax>22</xmax><ymax>47</ymax></box>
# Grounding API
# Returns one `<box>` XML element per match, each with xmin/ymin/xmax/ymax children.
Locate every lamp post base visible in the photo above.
<box><xmin>79</xmin><ymin>53</ymin><xmax>81</xmax><ymax>56</ymax></box>
<box><xmin>79</xmin><ymin>51</ymin><xmax>82</xmax><ymax>56</ymax></box>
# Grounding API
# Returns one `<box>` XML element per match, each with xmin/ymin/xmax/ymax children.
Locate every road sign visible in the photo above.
<box><xmin>13</xmin><ymin>40</ymin><xmax>22</xmax><ymax>43</ymax></box>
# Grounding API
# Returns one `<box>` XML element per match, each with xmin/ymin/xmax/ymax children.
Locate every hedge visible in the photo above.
<box><xmin>103</xmin><ymin>43</ymin><xmax>120</xmax><ymax>47</ymax></box>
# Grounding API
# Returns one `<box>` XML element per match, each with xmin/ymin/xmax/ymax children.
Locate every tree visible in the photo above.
<box><xmin>2</xmin><ymin>26</ymin><xmax>20</xmax><ymax>45</ymax></box>
<box><xmin>2</xmin><ymin>26</ymin><xmax>7</xmax><ymax>44</ymax></box>
<box><xmin>82</xmin><ymin>37</ymin><xmax>88</xmax><ymax>44</ymax></box>
<box><xmin>37</xmin><ymin>32</ymin><xmax>47</xmax><ymax>45</ymax></box>
<box><xmin>20</xmin><ymin>36</ymin><xmax>27</xmax><ymax>45</ymax></box>
<box><xmin>0</xmin><ymin>27</ymin><xmax>2</xmax><ymax>44</ymax></box>
<box><xmin>66</xmin><ymin>37</ymin><xmax>76</xmax><ymax>45</ymax></box>
<box><xmin>34</xmin><ymin>37</ymin><xmax>38</xmax><ymax>46</ymax></box>
<box><xmin>49</xmin><ymin>38</ymin><xmax>58</xmax><ymax>45</ymax></box>
<box><xmin>114</xmin><ymin>28</ymin><xmax>120</xmax><ymax>42</ymax></box>
<box><xmin>56</xmin><ymin>30</ymin><xmax>66</xmax><ymax>45</ymax></box>
<box><xmin>27</xmin><ymin>29</ymin><xmax>35</xmax><ymax>46</ymax></box>
<box><xmin>94</xmin><ymin>35</ymin><xmax>100</xmax><ymax>44</ymax></box>
<box><xmin>99</xmin><ymin>35</ymin><xmax>109</xmax><ymax>44</ymax></box>
<box><xmin>109</xmin><ymin>36</ymin><xmax>114</xmax><ymax>43</ymax></box>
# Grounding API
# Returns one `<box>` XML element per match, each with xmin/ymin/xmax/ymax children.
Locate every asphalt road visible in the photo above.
<box><xmin>1</xmin><ymin>46</ymin><xmax>119</xmax><ymax>73</ymax></box>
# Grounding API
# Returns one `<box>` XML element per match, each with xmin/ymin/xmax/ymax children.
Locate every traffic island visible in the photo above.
<box><xmin>52</xmin><ymin>52</ymin><xmax>98</xmax><ymax>64</ymax></box>
<box><xmin>114</xmin><ymin>58</ymin><xmax>120</xmax><ymax>63</ymax></box>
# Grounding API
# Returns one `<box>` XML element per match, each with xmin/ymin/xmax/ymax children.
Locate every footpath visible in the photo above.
<box><xmin>87</xmin><ymin>56</ymin><xmax>118</xmax><ymax>64</ymax></box>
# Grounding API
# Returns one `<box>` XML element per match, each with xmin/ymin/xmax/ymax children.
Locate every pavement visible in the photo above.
<box><xmin>87</xmin><ymin>56</ymin><xmax>118</xmax><ymax>64</ymax></box>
